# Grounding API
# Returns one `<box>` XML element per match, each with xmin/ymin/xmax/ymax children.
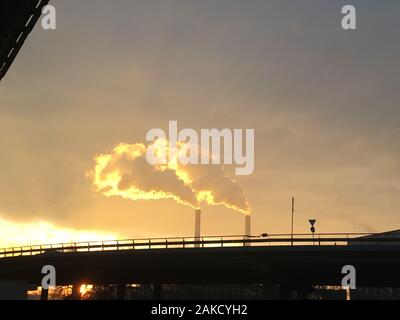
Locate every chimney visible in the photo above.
<box><xmin>194</xmin><ymin>209</ymin><xmax>201</xmax><ymax>248</ymax></box>
<box><xmin>244</xmin><ymin>215</ymin><xmax>251</xmax><ymax>247</ymax></box>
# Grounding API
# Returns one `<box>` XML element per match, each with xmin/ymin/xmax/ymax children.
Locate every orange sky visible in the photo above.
<box><xmin>0</xmin><ymin>0</ymin><xmax>400</xmax><ymax>248</ymax></box>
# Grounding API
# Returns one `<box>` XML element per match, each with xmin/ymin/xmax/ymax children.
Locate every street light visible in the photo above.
<box><xmin>291</xmin><ymin>197</ymin><xmax>295</xmax><ymax>246</ymax></box>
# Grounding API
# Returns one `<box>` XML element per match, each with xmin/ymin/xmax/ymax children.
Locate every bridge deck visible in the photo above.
<box><xmin>0</xmin><ymin>232</ymin><xmax>391</xmax><ymax>258</ymax></box>
<box><xmin>1</xmin><ymin>234</ymin><xmax>400</xmax><ymax>287</ymax></box>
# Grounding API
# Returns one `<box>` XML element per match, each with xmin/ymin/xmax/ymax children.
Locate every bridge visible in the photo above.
<box><xmin>1</xmin><ymin>232</ymin><xmax>400</xmax><ymax>299</ymax></box>
<box><xmin>0</xmin><ymin>0</ymin><xmax>50</xmax><ymax>81</ymax></box>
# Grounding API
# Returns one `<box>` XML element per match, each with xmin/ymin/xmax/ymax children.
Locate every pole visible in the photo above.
<box><xmin>245</xmin><ymin>215</ymin><xmax>251</xmax><ymax>247</ymax></box>
<box><xmin>194</xmin><ymin>209</ymin><xmax>201</xmax><ymax>248</ymax></box>
<box><xmin>291</xmin><ymin>197</ymin><xmax>294</xmax><ymax>245</ymax></box>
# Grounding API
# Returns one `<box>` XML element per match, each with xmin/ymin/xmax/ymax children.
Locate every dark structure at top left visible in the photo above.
<box><xmin>0</xmin><ymin>0</ymin><xmax>49</xmax><ymax>81</ymax></box>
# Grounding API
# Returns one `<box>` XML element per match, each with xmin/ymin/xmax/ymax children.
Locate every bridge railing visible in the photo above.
<box><xmin>1</xmin><ymin>232</ymin><xmax>399</xmax><ymax>258</ymax></box>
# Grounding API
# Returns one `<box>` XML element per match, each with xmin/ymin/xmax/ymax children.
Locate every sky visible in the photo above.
<box><xmin>0</xmin><ymin>0</ymin><xmax>400</xmax><ymax>247</ymax></box>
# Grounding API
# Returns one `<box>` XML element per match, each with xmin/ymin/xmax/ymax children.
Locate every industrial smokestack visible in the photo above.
<box><xmin>194</xmin><ymin>209</ymin><xmax>201</xmax><ymax>248</ymax></box>
<box><xmin>244</xmin><ymin>215</ymin><xmax>251</xmax><ymax>247</ymax></box>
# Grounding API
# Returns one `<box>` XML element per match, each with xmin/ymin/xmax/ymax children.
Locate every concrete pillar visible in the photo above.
<box><xmin>117</xmin><ymin>284</ymin><xmax>127</xmax><ymax>300</ymax></box>
<box><xmin>279</xmin><ymin>285</ymin><xmax>291</xmax><ymax>300</ymax></box>
<box><xmin>291</xmin><ymin>285</ymin><xmax>312</xmax><ymax>300</ymax></box>
<box><xmin>40</xmin><ymin>288</ymin><xmax>49</xmax><ymax>300</ymax></box>
<box><xmin>72</xmin><ymin>284</ymin><xmax>81</xmax><ymax>300</ymax></box>
<box><xmin>153</xmin><ymin>284</ymin><xmax>162</xmax><ymax>300</ymax></box>
<box><xmin>262</xmin><ymin>283</ymin><xmax>273</xmax><ymax>299</ymax></box>
<box><xmin>296</xmin><ymin>287</ymin><xmax>308</xmax><ymax>300</ymax></box>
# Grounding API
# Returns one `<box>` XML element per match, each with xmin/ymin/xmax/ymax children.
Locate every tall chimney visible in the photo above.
<box><xmin>194</xmin><ymin>209</ymin><xmax>201</xmax><ymax>248</ymax></box>
<box><xmin>244</xmin><ymin>215</ymin><xmax>251</xmax><ymax>247</ymax></box>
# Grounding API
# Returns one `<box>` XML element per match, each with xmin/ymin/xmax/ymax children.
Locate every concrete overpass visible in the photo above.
<box><xmin>1</xmin><ymin>233</ymin><xmax>400</xmax><ymax>299</ymax></box>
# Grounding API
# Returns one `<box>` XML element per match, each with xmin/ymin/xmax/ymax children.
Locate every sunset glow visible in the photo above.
<box><xmin>0</xmin><ymin>216</ymin><xmax>118</xmax><ymax>248</ymax></box>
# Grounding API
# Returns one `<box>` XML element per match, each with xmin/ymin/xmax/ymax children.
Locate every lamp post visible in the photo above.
<box><xmin>291</xmin><ymin>197</ymin><xmax>295</xmax><ymax>246</ymax></box>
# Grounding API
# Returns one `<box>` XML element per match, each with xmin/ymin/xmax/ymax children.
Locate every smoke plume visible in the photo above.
<box><xmin>91</xmin><ymin>140</ymin><xmax>251</xmax><ymax>214</ymax></box>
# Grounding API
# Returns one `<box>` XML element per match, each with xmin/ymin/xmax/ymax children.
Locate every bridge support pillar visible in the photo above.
<box><xmin>279</xmin><ymin>285</ymin><xmax>291</xmax><ymax>300</ymax></box>
<box><xmin>295</xmin><ymin>286</ymin><xmax>312</xmax><ymax>300</ymax></box>
<box><xmin>117</xmin><ymin>284</ymin><xmax>127</xmax><ymax>300</ymax></box>
<box><xmin>40</xmin><ymin>288</ymin><xmax>49</xmax><ymax>300</ymax></box>
<box><xmin>262</xmin><ymin>283</ymin><xmax>273</xmax><ymax>299</ymax></box>
<box><xmin>72</xmin><ymin>284</ymin><xmax>81</xmax><ymax>300</ymax></box>
<box><xmin>153</xmin><ymin>284</ymin><xmax>162</xmax><ymax>300</ymax></box>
